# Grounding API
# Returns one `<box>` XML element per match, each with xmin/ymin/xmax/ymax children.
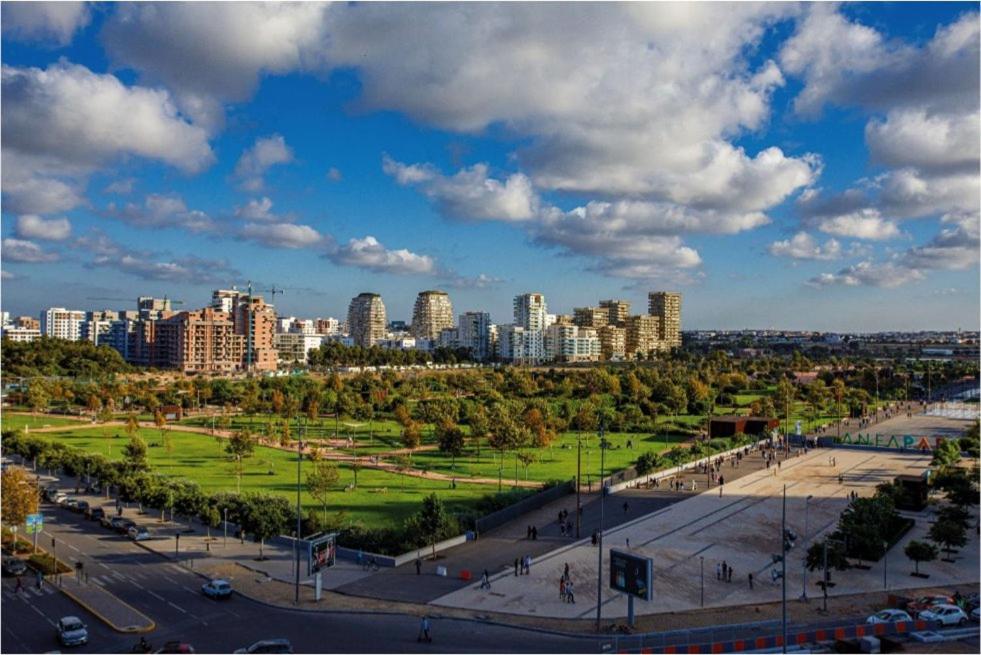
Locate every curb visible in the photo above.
<box><xmin>58</xmin><ymin>583</ymin><xmax>156</xmax><ymax>634</ymax></box>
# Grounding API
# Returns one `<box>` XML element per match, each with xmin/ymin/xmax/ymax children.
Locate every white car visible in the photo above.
<box><xmin>57</xmin><ymin>616</ymin><xmax>88</xmax><ymax>647</ymax></box>
<box><xmin>919</xmin><ymin>604</ymin><xmax>969</xmax><ymax>626</ymax></box>
<box><xmin>127</xmin><ymin>526</ymin><xmax>151</xmax><ymax>542</ymax></box>
<box><xmin>866</xmin><ymin>609</ymin><xmax>913</xmax><ymax>624</ymax></box>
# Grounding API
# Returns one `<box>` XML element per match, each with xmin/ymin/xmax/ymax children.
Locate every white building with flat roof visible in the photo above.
<box><xmin>40</xmin><ymin>308</ymin><xmax>86</xmax><ymax>341</ymax></box>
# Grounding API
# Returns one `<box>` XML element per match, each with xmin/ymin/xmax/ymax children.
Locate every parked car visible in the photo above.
<box><xmin>919</xmin><ymin>604</ymin><xmax>969</xmax><ymax>626</ymax></box>
<box><xmin>971</xmin><ymin>606</ymin><xmax>980</xmax><ymax>622</ymax></box>
<box><xmin>74</xmin><ymin>500</ymin><xmax>90</xmax><ymax>514</ymax></box>
<box><xmin>43</xmin><ymin>487</ymin><xmax>61</xmax><ymax>501</ymax></box>
<box><xmin>2</xmin><ymin>556</ymin><xmax>28</xmax><ymax>577</ymax></box>
<box><xmin>56</xmin><ymin>616</ymin><xmax>88</xmax><ymax>647</ymax></box>
<box><xmin>86</xmin><ymin>507</ymin><xmax>106</xmax><ymax>521</ymax></box>
<box><xmin>99</xmin><ymin>514</ymin><xmax>115</xmax><ymax>529</ymax></box>
<box><xmin>233</xmin><ymin>639</ymin><xmax>292</xmax><ymax>654</ymax></box>
<box><xmin>52</xmin><ymin>492</ymin><xmax>69</xmax><ymax>505</ymax></box>
<box><xmin>128</xmin><ymin>526</ymin><xmax>151</xmax><ymax>542</ymax></box>
<box><xmin>110</xmin><ymin>517</ymin><xmax>136</xmax><ymax>534</ymax></box>
<box><xmin>906</xmin><ymin>594</ymin><xmax>955</xmax><ymax>616</ymax></box>
<box><xmin>154</xmin><ymin>641</ymin><xmax>195</xmax><ymax>653</ymax></box>
<box><xmin>59</xmin><ymin>497</ymin><xmax>78</xmax><ymax>510</ymax></box>
<box><xmin>867</xmin><ymin>609</ymin><xmax>913</xmax><ymax>624</ymax></box>
<box><xmin>201</xmin><ymin>579</ymin><xmax>233</xmax><ymax>599</ymax></box>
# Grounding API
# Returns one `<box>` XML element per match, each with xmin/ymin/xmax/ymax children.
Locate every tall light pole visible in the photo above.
<box><xmin>576</xmin><ymin>431</ymin><xmax>582</xmax><ymax>539</ymax></box>
<box><xmin>700</xmin><ymin>556</ymin><xmax>704</xmax><ymax>608</ymax></box>
<box><xmin>295</xmin><ymin>417</ymin><xmax>303</xmax><ymax>605</ymax></box>
<box><xmin>802</xmin><ymin>494</ymin><xmax>813</xmax><ymax>601</ymax></box>
<box><xmin>595</xmin><ymin>420</ymin><xmax>607</xmax><ymax>633</ymax></box>
<box><xmin>883</xmin><ymin>540</ymin><xmax>888</xmax><ymax>591</ymax></box>
<box><xmin>781</xmin><ymin>485</ymin><xmax>787</xmax><ymax>653</ymax></box>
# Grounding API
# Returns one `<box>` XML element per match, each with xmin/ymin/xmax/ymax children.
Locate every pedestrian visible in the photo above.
<box><xmin>560</xmin><ymin>522</ymin><xmax>566</xmax><ymax>537</ymax></box>
<box><xmin>532</xmin><ymin>526</ymin><xmax>538</xmax><ymax>540</ymax></box>
<box><xmin>415</xmin><ymin>558</ymin><xmax>422</xmax><ymax>575</ymax></box>
<box><xmin>622</xmin><ymin>501</ymin><xmax>629</xmax><ymax>515</ymax></box>
<box><xmin>35</xmin><ymin>569</ymin><xmax>43</xmax><ymax>590</ymax></box>
<box><xmin>357</xmin><ymin>549</ymin><xmax>364</xmax><ymax>569</ymax></box>
<box><xmin>591</xmin><ymin>531</ymin><xmax>598</xmax><ymax>546</ymax></box>
<box><xmin>564</xmin><ymin>562</ymin><xmax>570</xmax><ymax>580</ymax></box>
<box><xmin>480</xmin><ymin>569</ymin><xmax>491</xmax><ymax>590</ymax></box>
<box><xmin>625</xmin><ymin>538</ymin><xmax>630</xmax><ymax>549</ymax></box>
<box><xmin>566</xmin><ymin>580</ymin><xmax>575</xmax><ymax>603</ymax></box>
<box><xmin>722</xmin><ymin>561</ymin><xmax>728</xmax><ymax>580</ymax></box>
<box><xmin>566</xmin><ymin>520</ymin><xmax>573</xmax><ymax>535</ymax></box>
<box><xmin>716</xmin><ymin>562</ymin><xmax>721</xmax><ymax>580</ymax></box>
<box><xmin>728</xmin><ymin>566</ymin><xmax>733</xmax><ymax>583</ymax></box>
<box><xmin>514</xmin><ymin>557</ymin><xmax>519</xmax><ymax>576</ymax></box>
<box><xmin>14</xmin><ymin>576</ymin><xmax>23</xmax><ymax>593</ymax></box>
<box><xmin>527</xmin><ymin>525</ymin><xmax>532</xmax><ymax>539</ymax></box>
<box><xmin>748</xmin><ymin>572</ymin><xmax>753</xmax><ymax>590</ymax></box>
<box><xmin>524</xmin><ymin>555</ymin><xmax>532</xmax><ymax>574</ymax></box>
<box><xmin>418</xmin><ymin>616</ymin><xmax>432</xmax><ymax>643</ymax></box>
<box><xmin>559</xmin><ymin>577</ymin><xmax>566</xmax><ymax>601</ymax></box>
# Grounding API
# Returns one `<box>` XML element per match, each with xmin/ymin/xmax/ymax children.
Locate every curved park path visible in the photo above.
<box><xmin>13</xmin><ymin>412</ymin><xmax>540</xmax><ymax>489</ymax></box>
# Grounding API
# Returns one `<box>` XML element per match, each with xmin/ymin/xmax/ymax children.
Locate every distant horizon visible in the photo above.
<box><xmin>2</xmin><ymin>2</ymin><xmax>978</xmax><ymax>332</ymax></box>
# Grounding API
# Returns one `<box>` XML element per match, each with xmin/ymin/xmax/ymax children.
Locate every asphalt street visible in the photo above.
<box><xmin>1</xmin><ymin>503</ymin><xmax>598</xmax><ymax>653</ymax></box>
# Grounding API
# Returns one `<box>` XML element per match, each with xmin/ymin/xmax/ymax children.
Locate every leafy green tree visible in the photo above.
<box><xmin>240</xmin><ymin>493</ymin><xmax>292</xmax><ymax>559</ymax></box>
<box><xmin>123</xmin><ymin>435</ymin><xmax>149</xmax><ymax>471</ymax></box>
<box><xmin>411</xmin><ymin>493</ymin><xmax>455</xmax><ymax>560</ymax></box>
<box><xmin>805</xmin><ymin>539</ymin><xmax>849</xmax><ymax>572</ymax></box>
<box><xmin>904</xmin><ymin>540</ymin><xmax>937</xmax><ymax>576</ymax></box>
<box><xmin>124</xmin><ymin>413</ymin><xmax>140</xmax><ymax>439</ymax></box>
<box><xmin>27</xmin><ymin>383</ymin><xmax>50</xmax><ymax>415</ymax></box>
<box><xmin>468</xmin><ymin>405</ymin><xmax>490</xmax><ymax>458</ymax></box>
<box><xmin>306</xmin><ymin>460</ymin><xmax>340</xmax><ymax>526</ymax></box>
<box><xmin>928</xmin><ymin>518</ymin><xmax>967</xmax><ymax>561</ymax></box>
<box><xmin>1</xmin><ymin>467</ymin><xmax>39</xmax><ymax>527</ymax></box>
<box><xmin>635</xmin><ymin>451</ymin><xmax>659</xmax><ymax>476</ymax></box>
<box><xmin>225</xmin><ymin>430</ymin><xmax>256</xmax><ymax>493</ymax></box>
<box><xmin>931</xmin><ymin>438</ymin><xmax>961</xmax><ymax>469</ymax></box>
<box><xmin>838</xmin><ymin>494</ymin><xmax>898</xmax><ymax>563</ymax></box>
<box><xmin>435</xmin><ymin>420</ymin><xmax>465</xmax><ymax>470</ymax></box>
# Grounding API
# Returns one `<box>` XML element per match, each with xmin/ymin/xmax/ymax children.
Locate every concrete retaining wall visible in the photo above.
<box><xmin>473</xmin><ymin>479</ymin><xmax>575</xmax><ymax>535</ymax></box>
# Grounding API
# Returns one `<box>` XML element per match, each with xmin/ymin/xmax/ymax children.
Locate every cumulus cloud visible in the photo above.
<box><xmin>807</xmin><ymin>260</ymin><xmax>924</xmax><ymax>289</ymax></box>
<box><xmin>438</xmin><ymin>272</ymin><xmax>505</xmax><ymax>290</ymax></box>
<box><xmin>2</xmin><ymin>238</ymin><xmax>60</xmax><ymax>263</ymax></box>
<box><xmin>1</xmin><ymin>1</ymin><xmax>90</xmax><ymax>46</ymax></box>
<box><xmin>902</xmin><ymin>212</ymin><xmax>980</xmax><ymax>272</ymax></box>
<box><xmin>1</xmin><ymin>175</ymin><xmax>83</xmax><ymax>215</ymax></box>
<box><xmin>105</xmin><ymin>194</ymin><xmax>215</xmax><ymax>233</ymax></box>
<box><xmin>812</xmin><ymin>210</ymin><xmax>900</xmax><ymax>241</ymax></box>
<box><xmin>102</xmin><ymin>2</ymin><xmax>330</xmax><ymax>131</ymax></box>
<box><xmin>768</xmin><ymin>232</ymin><xmax>841</xmax><ymax>261</ymax></box>
<box><xmin>233</xmin><ymin>135</ymin><xmax>293</xmax><ymax>192</ymax></box>
<box><xmin>234</xmin><ymin>197</ymin><xmax>279</xmax><ymax>222</ymax></box>
<box><xmin>15</xmin><ymin>215</ymin><xmax>72</xmax><ymax>241</ymax></box>
<box><xmin>325</xmin><ymin>236</ymin><xmax>435</xmax><ymax>275</ymax></box>
<box><xmin>104</xmin><ymin>178</ymin><xmax>135</xmax><ymax>195</ymax></box>
<box><xmin>239</xmin><ymin>222</ymin><xmax>324</xmax><ymax>249</ymax></box>
<box><xmin>383</xmin><ymin>156</ymin><xmax>538</xmax><ymax>221</ymax></box>
<box><xmin>866</xmin><ymin>109</ymin><xmax>979</xmax><ymax>174</ymax></box>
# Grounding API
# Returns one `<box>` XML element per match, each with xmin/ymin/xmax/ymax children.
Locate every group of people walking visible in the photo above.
<box><xmin>558</xmin><ymin>562</ymin><xmax>576</xmax><ymax>603</ymax></box>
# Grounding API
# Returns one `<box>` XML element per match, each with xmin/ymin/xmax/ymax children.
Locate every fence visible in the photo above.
<box><xmin>474</xmin><ymin>479</ymin><xmax>575</xmax><ymax>534</ymax></box>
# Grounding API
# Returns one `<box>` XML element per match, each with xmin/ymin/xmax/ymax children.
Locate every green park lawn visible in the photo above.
<box><xmin>1</xmin><ymin>412</ymin><xmax>89</xmax><ymax>432</ymax></box>
<box><xmin>26</xmin><ymin>425</ymin><xmax>507</xmax><ymax>528</ymax></box>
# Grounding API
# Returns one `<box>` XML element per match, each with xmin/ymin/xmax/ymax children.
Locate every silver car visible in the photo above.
<box><xmin>57</xmin><ymin>616</ymin><xmax>88</xmax><ymax>647</ymax></box>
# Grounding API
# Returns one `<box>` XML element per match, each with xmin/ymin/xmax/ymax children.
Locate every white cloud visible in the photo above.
<box><xmin>813</xmin><ymin>210</ymin><xmax>900</xmax><ymax>241</ymax></box>
<box><xmin>768</xmin><ymin>232</ymin><xmax>841</xmax><ymax>261</ymax></box>
<box><xmin>104</xmin><ymin>178</ymin><xmax>135</xmax><ymax>195</ymax></box>
<box><xmin>102</xmin><ymin>2</ymin><xmax>330</xmax><ymax>131</ymax></box>
<box><xmin>383</xmin><ymin>156</ymin><xmax>538</xmax><ymax>221</ymax></box>
<box><xmin>2</xmin><ymin>61</ymin><xmax>214</xmax><ymax>175</ymax></box>
<box><xmin>234</xmin><ymin>197</ymin><xmax>278</xmax><ymax>222</ymax></box>
<box><xmin>91</xmin><ymin>253</ymin><xmax>240</xmax><ymax>284</ymax></box>
<box><xmin>807</xmin><ymin>260</ymin><xmax>924</xmax><ymax>289</ymax></box>
<box><xmin>2</xmin><ymin>238</ymin><xmax>60</xmax><ymax>263</ymax></box>
<box><xmin>878</xmin><ymin>169</ymin><xmax>980</xmax><ymax>220</ymax></box>
<box><xmin>439</xmin><ymin>273</ymin><xmax>505</xmax><ymax>290</ymax></box>
<box><xmin>902</xmin><ymin>212</ymin><xmax>980</xmax><ymax>272</ymax></box>
<box><xmin>866</xmin><ymin>109</ymin><xmax>979</xmax><ymax>174</ymax></box>
<box><xmin>15</xmin><ymin>215</ymin><xmax>72</xmax><ymax>241</ymax></box>
<box><xmin>1</xmin><ymin>1</ymin><xmax>90</xmax><ymax>46</ymax></box>
<box><xmin>326</xmin><ymin>236</ymin><xmax>435</xmax><ymax>275</ymax></box>
<box><xmin>106</xmin><ymin>194</ymin><xmax>215</xmax><ymax>233</ymax></box>
<box><xmin>233</xmin><ymin>135</ymin><xmax>293</xmax><ymax>192</ymax></box>
<box><xmin>1</xmin><ymin>174</ymin><xmax>83</xmax><ymax>215</ymax></box>
<box><xmin>240</xmin><ymin>223</ymin><xmax>324</xmax><ymax>249</ymax></box>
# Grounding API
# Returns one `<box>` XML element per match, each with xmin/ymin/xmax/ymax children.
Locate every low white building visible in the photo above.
<box><xmin>2</xmin><ymin>326</ymin><xmax>40</xmax><ymax>342</ymax></box>
<box><xmin>274</xmin><ymin>333</ymin><xmax>326</xmax><ymax>364</ymax></box>
<box><xmin>497</xmin><ymin>325</ymin><xmax>545</xmax><ymax>364</ymax></box>
<box><xmin>545</xmin><ymin>324</ymin><xmax>600</xmax><ymax>363</ymax></box>
<box><xmin>40</xmin><ymin>307</ymin><xmax>86</xmax><ymax>341</ymax></box>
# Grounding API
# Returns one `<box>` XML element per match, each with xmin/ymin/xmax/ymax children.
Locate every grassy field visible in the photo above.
<box><xmin>1</xmin><ymin>413</ymin><xmax>90</xmax><ymax>432</ymax></box>
<box><xmin>26</xmin><ymin>425</ymin><xmax>506</xmax><ymax>528</ymax></box>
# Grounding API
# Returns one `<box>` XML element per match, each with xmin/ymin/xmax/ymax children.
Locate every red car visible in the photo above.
<box><xmin>906</xmin><ymin>595</ymin><xmax>955</xmax><ymax>617</ymax></box>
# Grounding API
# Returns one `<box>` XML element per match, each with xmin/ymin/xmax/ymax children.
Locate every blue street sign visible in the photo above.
<box><xmin>26</xmin><ymin>513</ymin><xmax>43</xmax><ymax>527</ymax></box>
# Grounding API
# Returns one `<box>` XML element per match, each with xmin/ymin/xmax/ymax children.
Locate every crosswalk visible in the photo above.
<box><xmin>2</xmin><ymin>585</ymin><xmax>58</xmax><ymax>601</ymax></box>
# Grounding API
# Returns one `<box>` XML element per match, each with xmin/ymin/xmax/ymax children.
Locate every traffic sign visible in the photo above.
<box><xmin>26</xmin><ymin>513</ymin><xmax>43</xmax><ymax>527</ymax></box>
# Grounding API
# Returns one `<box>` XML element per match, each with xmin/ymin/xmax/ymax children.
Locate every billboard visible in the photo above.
<box><xmin>308</xmin><ymin>533</ymin><xmax>337</xmax><ymax>574</ymax></box>
<box><xmin>610</xmin><ymin>549</ymin><xmax>652</xmax><ymax>601</ymax></box>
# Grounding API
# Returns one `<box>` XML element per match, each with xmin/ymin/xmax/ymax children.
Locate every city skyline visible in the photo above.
<box><xmin>1</xmin><ymin>2</ymin><xmax>979</xmax><ymax>332</ymax></box>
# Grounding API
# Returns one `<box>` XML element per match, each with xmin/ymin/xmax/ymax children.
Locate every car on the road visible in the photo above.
<box><xmin>59</xmin><ymin>497</ymin><xmax>79</xmax><ymax>510</ymax></box>
<box><xmin>919</xmin><ymin>604</ymin><xmax>969</xmax><ymax>626</ymax></box>
<box><xmin>100</xmin><ymin>514</ymin><xmax>116</xmax><ymax>528</ymax></box>
<box><xmin>74</xmin><ymin>500</ymin><xmax>90</xmax><ymax>514</ymax></box>
<box><xmin>128</xmin><ymin>526</ymin><xmax>151</xmax><ymax>542</ymax></box>
<box><xmin>866</xmin><ymin>609</ymin><xmax>913</xmax><ymax>624</ymax></box>
<box><xmin>906</xmin><ymin>594</ymin><xmax>955</xmax><ymax>617</ymax></box>
<box><xmin>201</xmin><ymin>579</ymin><xmax>233</xmax><ymax>599</ymax></box>
<box><xmin>233</xmin><ymin>639</ymin><xmax>293</xmax><ymax>654</ymax></box>
<box><xmin>971</xmin><ymin>606</ymin><xmax>980</xmax><ymax>622</ymax></box>
<box><xmin>86</xmin><ymin>507</ymin><xmax>106</xmax><ymax>521</ymax></box>
<box><xmin>56</xmin><ymin>616</ymin><xmax>88</xmax><ymax>647</ymax></box>
<box><xmin>51</xmin><ymin>492</ymin><xmax>69</xmax><ymax>505</ymax></box>
<box><xmin>154</xmin><ymin>641</ymin><xmax>196</xmax><ymax>653</ymax></box>
<box><xmin>2</xmin><ymin>556</ymin><xmax>28</xmax><ymax>577</ymax></box>
<box><xmin>110</xmin><ymin>517</ymin><xmax>136</xmax><ymax>533</ymax></box>
<box><xmin>43</xmin><ymin>486</ymin><xmax>61</xmax><ymax>501</ymax></box>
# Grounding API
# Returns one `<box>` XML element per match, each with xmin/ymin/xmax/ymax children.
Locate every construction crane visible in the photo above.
<box><xmin>86</xmin><ymin>296</ymin><xmax>184</xmax><ymax>307</ymax></box>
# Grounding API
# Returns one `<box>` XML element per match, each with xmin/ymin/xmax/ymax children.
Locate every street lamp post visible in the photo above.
<box><xmin>595</xmin><ymin>421</ymin><xmax>607</xmax><ymax>633</ymax></box>
<box><xmin>802</xmin><ymin>495</ymin><xmax>813</xmax><ymax>601</ymax></box>
<box><xmin>781</xmin><ymin>485</ymin><xmax>787</xmax><ymax>653</ymax></box>
<box><xmin>295</xmin><ymin>418</ymin><xmax>303</xmax><ymax>605</ymax></box>
<box><xmin>576</xmin><ymin>432</ymin><xmax>582</xmax><ymax>539</ymax></box>
<box><xmin>700</xmin><ymin>556</ymin><xmax>704</xmax><ymax>608</ymax></box>
<box><xmin>223</xmin><ymin>507</ymin><xmax>228</xmax><ymax>548</ymax></box>
<box><xmin>883</xmin><ymin>540</ymin><xmax>888</xmax><ymax>591</ymax></box>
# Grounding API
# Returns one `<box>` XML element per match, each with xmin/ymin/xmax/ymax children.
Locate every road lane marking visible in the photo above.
<box><xmin>182</xmin><ymin>586</ymin><xmax>197</xmax><ymax>594</ymax></box>
<box><xmin>99</xmin><ymin>563</ymin><xmax>111</xmax><ymax>571</ymax></box>
<box><xmin>167</xmin><ymin>601</ymin><xmax>188</xmax><ymax>614</ymax></box>
<box><xmin>67</xmin><ymin>543</ymin><xmax>79</xmax><ymax>552</ymax></box>
<box><xmin>148</xmin><ymin>590</ymin><xmax>165</xmax><ymax>601</ymax></box>
<box><xmin>162</xmin><ymin>575</ymin><xmax>178</xmax><ymax>585</ymax></box>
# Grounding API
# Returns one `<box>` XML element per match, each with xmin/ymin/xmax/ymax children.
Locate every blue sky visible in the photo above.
<box><xmin>2</xmin><ymin>2</ymin><xmax>978</xmax><ymax>331</ymax></box>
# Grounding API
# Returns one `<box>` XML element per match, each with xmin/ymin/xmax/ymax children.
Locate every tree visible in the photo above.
<box><xmin>435</xmin><ymin>420</ymin><xmax>465</xmax><ymax>470</ymax></box>
<box><xmin>468</xmin><ymin>405</ymin><xmax>489</xmax><ymax>458</ymax></box>
<box><xmin>931</xmin><ymin>438</ymin><xmax>961</xmax><ymax>469</ymax></box>
<box><xmin>28</xmin><ymin>383</ymin><xmax>50</xmax><ymax>416</ymax></box>
<box><xmin>124</xmin><ymin>413</ymin><xmax>140</xmax><ymax>439</ymax></box>
<box><xmin>904</xmin><ymin>540</ymin><xmax>937</xmax><ymax>577</ymax></box>
<box><xmin>517</xmin><ymin>451</ymin><xmax>535</xmax><ymax>480</ymax></box>
<box><xmin>1</xmin><ymin>467</ymin><xmax>39</xmax><ymax>527</ymax></box>
<box><xmin>225</xmin><ymin>430</ymin><xmax>256</xmax><ymax>493</ymax></box>
<box><xmin>123</xmin><ymin>435</ymin><xmax>149</xmax><ymax>471</ymax></box>
<box><xmin>937</xmin><ymin>504</ymin><xmax>972</xmax><ymax>532</ymax></box>
<box><xmin>413</xmin><ymin>493</ymin><xmax>452</xmax><ymax>560</ymax></box>
<box><xmin>805</xmin><ymin>539</ymin><xmax>849</xmax><ymax>572</ymax></box>
<box><xmin>154</xmin><ymin>411</ymin><xmax>171</xmax><ymax>454</ymax></box>
<box><xmin>838</xmin><ymin>494</ymin><xmax>898</xmax><ymax>564</ymax></box>
<box><xmin>307</xmin><ymin>460</ymin><xmax>340</xmax><ymax>526</ymax></box>
<box><xmin>928</xmin><ymin>518</ymin><xmax>967</xmax><ymax>561</ymax></box>
<box><xmin>239</xmin><ymin>493</ymin><xmax>291</xmax><ymax>559</ymax></box>
<box><xmin>402</xmin><ymin>421</ymin><xmax>422</xmax><ymax>452</ymax></box>
<box><xmin>635</xmin><ymin>451</ymin><xmax>659</xmax><ymax>476</ymax></box>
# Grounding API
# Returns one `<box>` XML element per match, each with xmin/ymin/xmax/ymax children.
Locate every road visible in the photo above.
<box><xmin>2</xmin><ymin>503</ymin><xmax>597</xmax><ymax>653</ymax></box>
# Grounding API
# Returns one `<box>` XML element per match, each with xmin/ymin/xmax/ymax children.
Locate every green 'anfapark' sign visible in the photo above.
<box><xmin>839</xmin><ymin>432</ymin><xmax>948</xmax><ymax>451</ymax></box>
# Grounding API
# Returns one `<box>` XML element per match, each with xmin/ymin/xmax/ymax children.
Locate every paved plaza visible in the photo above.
<box><xmin>431</xmin><ymin>442</ymin><xmax>978</xmax><ymax>619</ymax></box>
